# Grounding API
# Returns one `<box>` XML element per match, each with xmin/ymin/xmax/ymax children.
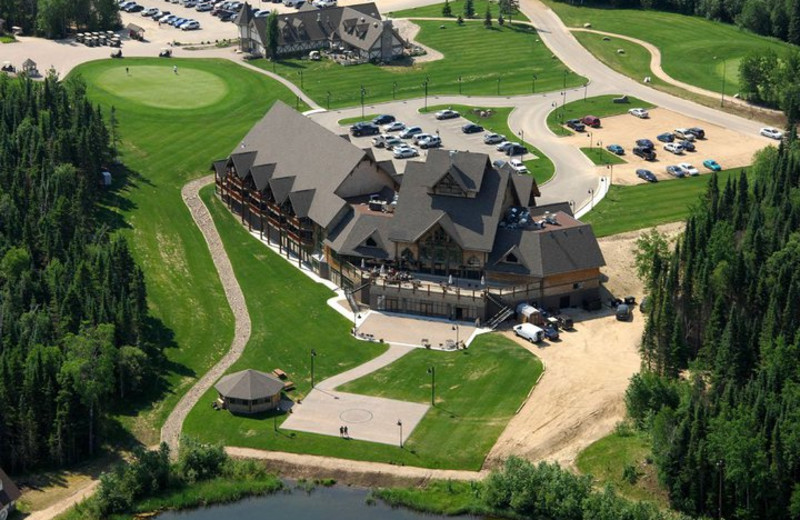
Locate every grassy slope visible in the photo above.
<box><xmin>546</xmin><ymin>0</ymin><xmax>794</xmax><ymax>94</ymax></box>
<box><xmin>77</xmin><ymin>58</ymin><xmax>308</xmax><ymax>441</ymax></box>
<box><xmin>576</xmin><ymin>432</ymin><xmax>669</xmax><ymax>507</ymax></box>
<box><xmin>256</xmin><ymin>21</ymin><xmax>584</xmax><ymax>109</ymax></box>
<box><xmin>425</xmin><ymin>104</ymin><xmax>555</xmax><ymax>184</ymax></box>
<box><xmin>583</xmin><ymin>167</ymin><xmax>744</xmax><ymax>237</ymax></box>
<box><xmin>338</xmin><ymin>114</ymin><xmax>379</xmax><ymax>125</ymax></box>
<box><xmin>391</xmin><ymin>0</ymin><xmax>530</xmax><ymax>22</ymax></box>
<box><xmin>339</xmin><ymin>334</ymin><xmax>542</xmax><ymax>470</ymax></box>
<box><xmin>183</xmin><ymin>187</ymin><xmax>541</xmax><ymax>470</ymax></box>
<box><xmin>546</xmin><ymin>94</ymin><xmax>655</xmax><ymax>136</ymax></box>
<box><xmin>581</xmin><ymin>147</ymin><xmax>625</xmax><ymax>165</ymax></box>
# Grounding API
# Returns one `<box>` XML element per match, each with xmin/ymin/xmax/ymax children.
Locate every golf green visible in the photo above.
<box><xmin>95</xmin><ymin>63</ymin><xmax>229</xmax><ymax>109</ymax></box>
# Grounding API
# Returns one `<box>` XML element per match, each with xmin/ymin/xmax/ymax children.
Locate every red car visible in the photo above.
<box><xmin>582</xmin><ymin>115</ymin><xmax>601</xmax><ymax>128</ymax></box>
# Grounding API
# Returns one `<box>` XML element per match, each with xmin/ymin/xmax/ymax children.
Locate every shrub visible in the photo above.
<box><xmin>178</xmin><ymin>436</ymin><xmax>228</xmax><ymax>484</ymax></box>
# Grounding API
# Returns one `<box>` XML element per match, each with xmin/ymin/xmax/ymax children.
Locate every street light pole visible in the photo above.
<box><xmin>392</xmin><ymin>81</ymin><xmax>397</xmax><ymax>100</ymax></box>
<box><xmin>584</xmin><ymin>81</ymin><xmax>588</xmax><ymax>101</ymax></box>
<box><xmin>310</xmin><ymin>348</ymin><xmax>317</xmax><ymax>388</ymax></box>
<box><xmin>452</xmin><ymin>323</ymin><xmax>459</xmax><ymax>346</ymax></box>
<box><xmin>588</xmin><ymin>131</ymin><xmax>592</xmax><ymax>149</ymax></box>
<box><xmin>519</xmin><ymin>130</ymin><xmax>525</xmax><ymax>160</ymax></box>
<box><xmin>422</xmin><ymin>79</ymin><xmax>429</xmax><ymax>110</ymax></box>
<box><xmin>397</xmin><ymin>419</ymin><xmax>403</xmax><ymax>448</ymax></box>
<box><xmin>326</xmin><ymin>90</ymin><xmax>331</xmax><ymax>110</ymax></box>
<box><xmin>607</xmin><ymin>163</ymin><xmax>614</xmax><ymax>185</ymax></box>
<box><xmin>496</xmin><ymin>77</ymin><xmax>501</xmax><ymax>95</ymax></box>
<box><xmin>588</xmin><ymin>188</ymin><xmax>594</xmax><ymax>210</ymax></box>
<box><xmin>458</xmin><ymin>75</ymin><xmax>462</xmax><ymax>95</ymax></box>
<box><xmin>427</xmin><ymin>366</ymin><xmax>435</xmax><ymax>406</ymax></box>
<box><xmin>563</xmin><ymin>69</ymin><xmax>568</xmax><ymax>89</ymax></box>
<box><xmin>360</xmin><ymin>85</ymin><xmax>366</xmax><ymax>119</ymax></box>
<box><xmin>531</xmin><ymin>73</ymin><xmax>537</xmax><ymax>94</ymax></box>
<box><xmin>299</xmin><ymin>70</ymin><xmax>303</xmax><ymax>89</ymax></box>
<box><xmin>720</xmin><ymin>60</ymin><xmax>726</xmax><ymax>107</ymax></box>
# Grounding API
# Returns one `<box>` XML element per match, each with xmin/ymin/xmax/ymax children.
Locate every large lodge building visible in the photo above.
<box><xmin>213</xmin><ymin>101</ymin><xmax>605</xmax><ymax>324</ymax></box>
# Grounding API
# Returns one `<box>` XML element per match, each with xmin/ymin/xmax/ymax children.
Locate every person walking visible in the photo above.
<box><xmin>125</xmin><ymin>67</ymin><xmax>129</xmax><ymax>75</ymax></box>
<box><xmin>173</xmin><ymin>65</ymin><xmax>178</xmax><ymax>74</ymax></box>
<box><xmin>344</xmin><ymin>426</ymin><xmax>349</xmax><ymax>438</ymax></box>
<box><xmin>339</xmin><ymin>426</ymin><xmax>344</xmax><ymax>437</ymax></box>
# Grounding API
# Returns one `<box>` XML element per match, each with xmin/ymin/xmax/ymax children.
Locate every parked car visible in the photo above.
<box><xmin>393</xmin><ymin>146</ymin><xmax>419</xmax><ymax>158</ymax></box>
<box><xmin>628</xmin><ymin>107</ymin><xmax>649</xmax><ymax>118</ymax></box>
<box><xmin>678</xmin><ymin>162</ymin><xmax>699</xmax><ymax>176</ymax></box>
<box><xmin>484</xmin><ymin>133</ymin><xmax>506</xmax><ymax>144</ymax></box>
<box><xmin>505</xmin><ymin>144</ymin><xmax>528</xmax><ymax>156</ymax></box>
<box><xmin>674</xmin><ymin>128</ymin><xmax>695</xmax><ymax>141</ymax></box>
<box><xmin>761</xmin><ymin>127</ymin><xmax>783</xmax><ymax>140</ymax></box>
<box><xmin>703</xmin><ymin>159</ymin><xmax>721</xmax><ymax>171</ymax></box>
<box><xmin>384</xmin><ymin>137</ymin><xmax>404</xmax><ymax>150</ymax></box>
<box><xmin>182</xmin><ymin>0</ymin><xmax>198</xmax><ymax>7</ymax></box>
<box><xmin>636</xmin><ymin>169</ymin><xmax>658</xmax><ymax>182</ymax></box>
<box><xmin>435</xmin><ymin>109</ymin><xmax>460</xmax><ymax>120</ymax></box>
<box><xmin>350</xmin><ymin>122</ymin><xmax>380</xmax><ymax>137</ymax></box>
<box><xmin>513</xmin><ymin>323</ymin><xmax>545</xmax><ymax>343</ymax></box>
<box><xmin>412</xmin><ymin>133</ymin><xmax>433</xmax><ymax>145</ymax></box>
<box><xmin>419</xmin><ymin>136</ymin><xmax>441</xmax><ymax>149</ymax></box>
<box><xmin>509</xmin><ymin>159</ymin><xmax>528</xmax><ymax>174</ymax></box>
<box><xmin>543</xmin><ymin>324</ymin><xmax>560</xmax><ymax>340</ymax></box>
<box><xmin>462</xmin><ymin>123</ymin><xmax>484</xmax><ymax>134</ymax></box>
<box><xmin>606</xmin><ymin>144</ymin><xmax>624</xmax><ymax>155</ymax></box>
<box><xmin>159</xmin><ymin>13</ymin><xmax>176</xmax><ymax>22</ymax></box>
<box><xmin>496</xmin><ymin>141</ymin><xmax>519</xmax><ymax>152</ymax></box>
<box><xmin>666</xmin><ymin>165</ymin><xmax>687</xmax><ymax>178</ymax></box>
<box><xmin>283</xmin><ymin>0</ymin><xmax>303</xmax><ymax>7</ymax></box>
<box><xmin>492</xmin><ymin>159</ymin><xmax>507</xmax><ymax>169</ymax></box>
<box><xmin>400</xmin><ymin>126</ymin><xmax>423</xmax><ymax>139</ymax></box>
<box><xmin>635</xmin><ymin>138</ymin><xmax>654</xmax><ymax>150</ymax></box>
<box><xmin>383</xmin><ymin>121</ymin><xmax>405</xmax><ymax>132</ymax></box>
<box><xmin>566</xmin><ymin>119</ymin><xmax>585</xmax><ymax>132</ymax></box>
<box><xmin>687</xmin><ymin>127</ymin><xmax>705</xmax><ymax>139</ymax></box>
<box><xmin>664</xmin><ymin>142</ymin><xmax>684</xmax><ymax>155</ymax></box>
<box><xmin>181</xmin><ymin>20</ymin><xmax>200</xmax><ymax>30</ymax></box>
<box><xmin>196</xmin><ymin>2</ymin><xmax>213</xmax><ymax>10</ymax></box>
<box><xmin>371</xmin><ymin>134</ymin><xmax>390</xmax><ymax>148</ymax></box>
<box><xmin>657</xmin><ymin>132</ymin><xmax>674</xmax><ymax>143</ymax></box>
<box><xmin>633</xmin><ymin>146</ymin><xmax>656</xmax><ymax>161</ymax></box>
<box><xmin>312</xmin><ymin>0</ymin><xmax>335</xmax><ymax>6</ymax></box>
<box><xmin>126</xmin><ymin>3</ymin><xmax>145</xmax><ymax>11</ymax></box>
<box><xmin>615</xmin><ymin>303</ymin><xmax>632</xmax><ymax>321</ymax></box>
<box><xmin>218</xmin><ymin>10</ymin><xmax>236</xmax><ymax>20</ymax></box>
<box><xmin>142</xmin><ymin>7</ymin><xmax>160</xmax><ymax>15</ymax></box>
<box><xmin>372</xmin><ymin>114</ymin><xmax>395</xmax><ymax>126</ymax></box>
<box><xmin>582</xmin><ymin>115</ymin><xmax>601</xmax><ymax>128</ymax></box>
<box><xmin>679</xmin><ymin>140</ymin><xmax>695</xmax><ymax>152</ymax></box>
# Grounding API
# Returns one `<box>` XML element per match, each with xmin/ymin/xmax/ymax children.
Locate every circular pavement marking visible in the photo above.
<box><xmin>340</xmin><ymin>408</ymin><xmax>374</xmax><ymax>424</ymax></box>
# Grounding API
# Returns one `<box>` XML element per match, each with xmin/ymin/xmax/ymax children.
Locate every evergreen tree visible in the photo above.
<box><xmin>442</xmin><ymin>0</ymin><xmax>452</xmax><ymax>17</ymax></box>
<box><xmin>464</xmin><ymin>0</ymin><xmax>475</xmax><ymax>19</ymax></box>
<box><xmin>266</xmin><ymin>10</ymin><xmax>279</xmax><ymax>59</ymax></box>
<box><xmin>484</xmin><ymin>5</ymin><xmax>492</xmax><ymax>27</ymax></box>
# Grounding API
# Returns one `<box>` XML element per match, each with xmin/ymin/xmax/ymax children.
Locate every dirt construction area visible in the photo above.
<box><xmin>562</xmin><ymin>107</ymin><xmax>772</xmax><ymax>185</ymax></box>
<box><xmin>484</xmin><ymin>222</ymin><xmax>684</xmax><ymax>468</ymax></box>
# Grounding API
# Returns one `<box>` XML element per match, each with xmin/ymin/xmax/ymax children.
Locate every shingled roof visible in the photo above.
<box><xmin>0</xmin><ymin>467</ymin><xmax>21</xmax><ymax>509</ymax></box>
<box><xmin>389</xmin><ymin>150</ymin><xmax>533</xmax><ymax>252</ymax></box>
<box><xmin>226</xmin><ymin>101</ymin><xmax>372</xmax><ymax>228</ymax></box>
<box><xmin>215</xmin><ymin>369</ymin><xmax>284</xmax><ymax>400</ymax></box>
<box><xmin>487</xmin><ymin>207</ymin><xmax>606</xmax><ymax>277</ymax></box>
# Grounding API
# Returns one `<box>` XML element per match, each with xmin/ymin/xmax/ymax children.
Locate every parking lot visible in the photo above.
<box><xmin>561</xmin><ymin>107</ymin><xmax>770</xmax><ymax>184</ymax></box>
<box><xmin>339</xmin><ymin>106</ymin><xmax>542</xmax><ymax>173</ymax></box>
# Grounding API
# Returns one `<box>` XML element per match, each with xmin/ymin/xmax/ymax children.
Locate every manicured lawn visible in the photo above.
<box><xmin>583</xmin><ymin>167</ymin><xmax>745</xmax><ymax>237</ymax></box>
<box><xmin>338</xmin><ymin>114</ymin><xmax>379</xmax><ymax>126</ymax></box>
<box><xmin>581</xmin><ymin>147</ymin><xmax>625</xmax><ymax>165</ymax></box>
<box><xmin>576</xmin><ymin>431</ymin><xmax>668</xmax><ymax>507</ymax></box>
<box><xmin>546</xmin><ymin>0</ymin><xmax>794</xmax><ymax>94</ymax></box>
<box><xmin>573</xmin><ymin>32</ymin><xmax>666</xmax><ymax>91</ymax></box>
<box><xmin>256</xmin><ymin>21</ymin><xmax>584</xmax><ymax>109</ymax></box>
<box><xmin>76</xmin><ymin>58</ymin><xmax>308</xmax><ymax>442</ymax></box>
<box><xmin>425</xmin><ymin>104</ymin><xmax>554</xmax><ymax>185</ymax></box>
<box><xmin>391</xmin><ymin>0</ymin><xmax>530</xmax><ymax>23</ymax></box>
<box><xmin>184</xmin><ymin>195</ymin><xmax>541</xmax><ymax>470</ymax></box>
<box><xmin>0</xmin><ymin>35</ymin><xmax>16</xmax><ymax>43</ymax></box>
<box><xmin>546</xmin><ymin>94</ymin><xmax>654</xmax><ymax>136</ymax></box>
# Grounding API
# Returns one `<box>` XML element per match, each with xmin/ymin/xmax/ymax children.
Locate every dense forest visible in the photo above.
<box><xmin>0</xmin><ymin>0</ymin><xmax>120</xmax><ymax>39</ymax></box>
<box><xmin>0</xmin><ymin>74</ymin><xmax>156</xmax><ymax>473</ymax></box>
<box><xmin>628</xmin><ymin>138</ymin><xmax>800</xmax><ymax>518</ymax></box>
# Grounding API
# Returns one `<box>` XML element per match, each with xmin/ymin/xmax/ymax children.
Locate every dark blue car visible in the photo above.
<box><xmin>606</xmin><ymin>144</ymin><xmax>625</xmax><ymax>155</ymax></box>
<box><xmin>636</xmin><ymin>138</ymin><xmax>654</xmax><ymax>150</ymax></box>
<box><xmin>679</xmin><ymin>140</ymin><xmax>696</xmax><ymax>152</ymax></box>
<box><xmin>636</xmin><ymin>169</ymin><xmax>658</xmax><ymax>182</ymax></box>
<box><xmin>657</xmin><ymin>132</ymin><xmax>675</xmax><ymax>143</ymax></box>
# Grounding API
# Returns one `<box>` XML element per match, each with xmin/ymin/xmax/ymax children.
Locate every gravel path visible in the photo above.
<box><xmin>160</xmin><ymin>175</ymin><xmax>252</xmax><ymax>453</ymax></box>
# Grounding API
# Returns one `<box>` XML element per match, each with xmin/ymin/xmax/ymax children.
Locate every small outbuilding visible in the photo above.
<box><xmin>0</xmin><ymin>467</ymin><xmax>21</xmax><ymax>520</ymax></box>
<box><xmin>126</xmin><ymin>23</ymin><xmax>145</xmax><ymax>41</ymax></box>
<box><xmin>214</xmin><ymin>369</ymin><xmax>284</xmax><ymax>414</ymax></box>
<box><xmin>21</xmin><ymin>59</ymin><xmax>38</xmax><ymax>77</ymax></box>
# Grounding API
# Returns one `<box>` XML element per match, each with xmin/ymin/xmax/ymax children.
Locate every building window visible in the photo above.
<box><xmin>505</xmin><ymin>253</ymin><xmax>519</xmax><ymax>263</ymax></box>
<box><xmin>365</xmin><ymin>236</ymin><xmax>377</xmax><ymax>247</ymax></box>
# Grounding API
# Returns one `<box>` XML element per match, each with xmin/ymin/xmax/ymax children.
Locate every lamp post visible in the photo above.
<box><xmin>397</xmin><ymin>419</ymin><xmax>403</xmax><ymax>448</ymax></box>
<box><xmin>427</xmin><ymin>366</ymin><xmax>435</xmax><ymax>406</ymax></box>
<box><xmin>496</xmin><ymin>77</ymin><xmax>501</xmax><ymax>95</ymax></box>
<box><xmin>606</xmin><ymin>163</ymin><xmax>614</xmax><ymax>185</ymax></box>
<box><xmin>392</xmin><ymin>81</ymin><xmax>397</xmax><ymax>100</ymax></box>
<box><xmin>583</xmin><ymin>81</ymin><xmax>588</xmax><ymax>101</ymax></box>
<box><xmin>531</xmin><ymin>73</ymin><xmax>537</xmax><ymax>94</ymax></box>
<box><xmin>458</xmin><ymin>75</ymin><xmax>462</xmax><ymax>95</ymax></box>
<box><xmin>588</xmin><ymin>131</ymin><xmax>592</xmax><ymax>149</ymax></box>
<box><xmin>720</xmin><ymin>59</ymin><xmax>726</xmax><ymax>107</ymax></box>
<box><xmin>518</xmin><ymin>130</ymin><xmax>525</xmax><ymax>160</ymax></box>
<box><xmin>563</xmin><ymin>69</ymin><xmax>568</xmax><ymax>89</ymax></box>
<box><xmin>299</xmin><ymin>70</ymin><xmax>304</xmax><ymax>89</ymax></box>
<box><xmin>422</xmin><ymin>78</ymin><xmax>429</xmax><ymax>110</ymax></box>
<box><xmin>360</xmin><ymin>85</ymin><xmax>366</xmax><ymax>119</ymax></box>
<box><xmin>588</xmin><ymin>188</ymin><xmax>594</xmax><ymax>210</ymax></box>
<box><xmin>326</xmin><ymin>90</ymin><xmax>331</xmax><ymax>110</ymax></box>
<box><xmin>452</xmin><ymin>323</ymin><xmax>460</xmax><ymax>345</ymax></box>
<box><xmin>310</xmin><ymin>348</ymin><xmax>317</xmax><ymax>388</ymax></box>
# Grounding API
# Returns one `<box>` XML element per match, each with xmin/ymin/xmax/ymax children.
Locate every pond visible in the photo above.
<box><xmin>157</xmin><ymin>483</ymin><xmax>480</xmax><ymax>520</ymax></box>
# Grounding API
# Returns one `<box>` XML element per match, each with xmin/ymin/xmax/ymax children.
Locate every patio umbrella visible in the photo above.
<box><xmin>361</xmin><ymin>258</ymin><xmax>365</xmax><ymax>269</ymax></box>
<box><xmin>448</xmin><ymin>274</ymin><xmax>453</xmax><ymax>285</ymax></box>
<box><xmin>380</xmin><ymin>264</ymin><xmax>386</xmax><ymax>276</ymax></box>
<box><xmin>480</xmin><ymin>275</ymin><xmax>485</xmax><ymax>285</ymax></box>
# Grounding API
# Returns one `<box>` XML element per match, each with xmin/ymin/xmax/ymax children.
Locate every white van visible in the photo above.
<box><xmin>513</xmin><ymin>323</ymin><xmax>545</xmax><ymax>343</ymax></box>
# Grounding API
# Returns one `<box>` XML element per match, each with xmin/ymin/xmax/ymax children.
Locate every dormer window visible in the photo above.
<box><xmin>365</xmin><ymin>236</ymin><xmax>377</xmax><ymax>247</ymax></box>
<box><xmin>505</xmin><ymin>253</ymin><xmax>518</xmax><ymax>264</ymax></box>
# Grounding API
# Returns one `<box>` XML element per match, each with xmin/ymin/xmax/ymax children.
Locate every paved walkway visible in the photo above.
<box><xmin>570</xmin><ymin>28</ymin><xmax>781</xmax><ymax>117</ymax></box>
<box><xmin>160</xmin><ymin>175</ymin><xmax>252</xmax><ymax>452</ymax></box>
